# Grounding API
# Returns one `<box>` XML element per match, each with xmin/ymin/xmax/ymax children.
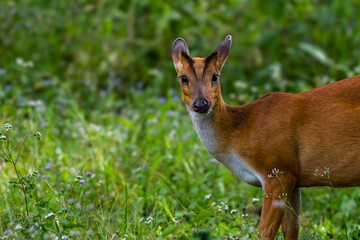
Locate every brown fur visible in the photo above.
<box><xmin>172</xmin><ymin>36</ymin><xmax>360</xmax><ymax>239</ymax></box>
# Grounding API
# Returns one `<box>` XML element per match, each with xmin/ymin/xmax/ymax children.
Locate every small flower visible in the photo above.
<box><xmin>0</xmin><ymin>68</ymin><xmax>6</xmax><ymax>75</ymax></box>
<box><xmin>230</xmin><ymin>209</ymin><xmax>237</xmax><ymax>214</ymax></box>
<box><xmin>110</xmin><ymin>233</ymin><xmax>117</xmax><ymax>240</ymax></box>
<box><xmin>136</xmin><ymin>81</ymin><xmax>144</xmax><ymax>89</ymax></box>
<box><xmin>220</xmin><ymin>201</ymin><xmax>227</xmax><ymax>205</ymax></box>
<box><xmin>158</xmin><ymin>97</ymin><xmax>166</xmax><ymax>103</ymax></box>
<box><xmin>16</xmin><ymin>58</ymin><xmax>34</xmax><ymax>67</ymax></box>
<box><xmin>79</xmin><ymin>180</ymin><xmax>85</xmax><ymax>185</ymax></box>
<box><xmin>45</xmin><ymin>212</ymin><xmax>55</xmax><ymax>219</ymax></box>
<box><xmin>252</xmin><ymin>198</ymin><xmax>259</xmax><ymax>203</ymax></box>
<box><xmin>314</xmin><ymin>166</ymin><xmax>331</xmax><ymax>179</ymax></box>
<box><xmin>61</xmin><ymin>236</ymin><xmax>68</xmax><ymax>240</ymax></box>
<box><xmin>0</xmin><ymin>135</ymin><xmax>6</xmax><ymax>140</ymax></box>
<box><xmin>3</xmin><ymin>229</ymin><xmax>12</xmax><ymax>235</ymax></box>
<box><xmin>34</xmin><ymin>132</ymin><xmax>42</xmax><ymax>140</ymax></box>
<box><xmin>16</xmin><ymin>58</ymin><xmax>24</xmax><ymax>65</ymax></box>
<box><xmin>132</xmin><ymin>167</ymin><xmax>142</xmax><ymax>173</ymax></box>
<box><xmin>55</xmin><ymin>147</ymin><xmax>62</xmax><ymax>155</ymax></box>
<box><xmin>70</xmin><ymin>167</ymin><xmax>75</xmax><ymax>172</ymax></box>
<box><xmin>281</xmin><ymin>193</ymin><xmax>288</xmax><ymax>198</ymax></box>
<box><xmin>70</xmin><ymin>230</ymin><xmax>78</xmax><ymax>236</ymax></box>
<box><xmin>269</xmin><ymin>168</ymin><xmax>283</xmax><ymax>177</ymax></box>
<box><xmin>4</xmin><ymin>123</ymin><xmax>12</xmax><ymax>131</ymax></box>
<box><xmin>204</xmin><ymin>194</ymin><xmax>212</xmax><ymax>200</ymax></box>
<box><xmin>29</xmin><ymin>225</ymin><xmax>37</xmax><ymax>232</ymax></box>
<box><xmin>144</xmin><ymin>216</ymin><xmax>153</xmax><ymax>224</ymax></box>
<box><xmin>166</xmin><ymin>110</ymin><xmax>175</xmax><ymax>116</ymax></box>
<box><xmin>139</xmin><ymin>217</ymin><xmax>144</xmax><ymax>223</ymax></box>
<box><xmin>215</xmin><ymin>205</ymin><xmax>222</xmax><ymax>212</ymax></box>
<box><xmin>14</xmin><ymin>224</ymin><xmax>23</xmax><ymax>230</ymax></box>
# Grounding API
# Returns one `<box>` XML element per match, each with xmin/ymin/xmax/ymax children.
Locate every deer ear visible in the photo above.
<box><xmin>214</xmin><ymin>35</ymin><xmax>232</xmax><ymax>71</ymax></box>
<box><xmin>172</xmin><ymin>38</ymin><xmax>189</xmax><ymax>70</ymax></box>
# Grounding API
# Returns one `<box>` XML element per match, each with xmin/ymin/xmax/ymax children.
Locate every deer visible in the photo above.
<box><xmin>171</xmin><ymin>35</ymin><xmax>360</xmax><ymax>239</ymax></box>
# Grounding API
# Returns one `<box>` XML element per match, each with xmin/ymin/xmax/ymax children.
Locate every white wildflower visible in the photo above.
<box><xmin>204</xmin><ymin>194</ymin><xmax>212</xmax><ymax>200</ymax></box>
<box><xmin>45</xmin><ymin>212</ymin><xmax>55</xmax><ymax>219</ymax></box>
<box><xmin>230</xmin><ymin>209</ymin><xmax>237</xmax><ymax>214</ymax></box>
<box><xmin>14</xmin><ymin>224</ymin><xmax>23</xmax><ymax>230</ymax></box>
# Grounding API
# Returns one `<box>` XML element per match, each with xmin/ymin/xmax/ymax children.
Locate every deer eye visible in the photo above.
<box><xmin>180</xmin><ymin>75</ymin><xmax>189</xmax><ymax>85</ymax></box>
<box><xmin>212</xmin><ymin>74</ymin><xmax>219</xmax><ymax>84</ymax></box>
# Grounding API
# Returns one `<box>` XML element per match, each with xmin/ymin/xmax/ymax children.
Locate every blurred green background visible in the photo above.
<box><xmin>1</xmin><ymin>0</ymin><xmax>360</xmax><ymax>239</ymax></box>
<box><xmin>1</xmin><ymin>0</ymin><xmax>360</xmax><ymax>110</ymax></box>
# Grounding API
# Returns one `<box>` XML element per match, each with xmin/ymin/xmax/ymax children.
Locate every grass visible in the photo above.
<box><xmin>0</xmin><ymin>87</ymin><xmax>359</xmax><ymax>239</ymax></box>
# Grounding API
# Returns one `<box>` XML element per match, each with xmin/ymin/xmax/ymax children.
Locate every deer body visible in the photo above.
<box><xmin>172</xmin><ymin>35</ymin><xmax>360</xmax><ymax>239</ymax></box>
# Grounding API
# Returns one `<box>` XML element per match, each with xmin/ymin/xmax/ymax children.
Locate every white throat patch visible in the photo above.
<box><xmin>186</xmin><ymin>106</ymin><xmax>217</xmax><ymax>155</ymax></box>
<box><xmin>186</xmin><ymin>106</ymin><xmax>264</xmax><ymax>187</ymax></box>
<box><xmin>221</xmin><ymin>152</ymin><xmax>264</xmax><ymax>186</ymax></box>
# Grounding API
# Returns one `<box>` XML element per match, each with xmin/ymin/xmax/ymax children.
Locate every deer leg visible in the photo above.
<box><xmin>259</xmin><ymin>173</ymin><xmax>297</xmax><ymax>240</ymax></box>
<box><xmin>281</xmin><ymin>188</ymin><xmax>301</xmax><ymax>240</ymax></box>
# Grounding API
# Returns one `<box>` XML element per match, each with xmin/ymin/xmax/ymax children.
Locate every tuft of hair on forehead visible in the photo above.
<box><xmin>181</xmin><ymin>51</ymin><xmax>195</xmax><ymax>72</ymax></box>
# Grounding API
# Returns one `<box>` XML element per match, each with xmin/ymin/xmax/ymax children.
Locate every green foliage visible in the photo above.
<box><xmin>0</xmin><ymin>0</ymin><xmax>360</xmax><ymax>239</ymax></box>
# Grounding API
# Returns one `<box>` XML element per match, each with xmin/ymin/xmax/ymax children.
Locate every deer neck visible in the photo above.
<box><xmin>187</xmin><ymin>94</ymin><xmax>238</xmax><ymax>157</ymax></box>
<box><xmin>187</xmin><ymin>95</ymin><xmax>263</xmax><ymax>186</ymax></box>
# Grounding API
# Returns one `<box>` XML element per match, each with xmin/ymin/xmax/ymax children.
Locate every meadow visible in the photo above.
<box><xmin>0</xmin><ymin>0</ymin><xmax>360</xmax><ymax>239</ymax></box>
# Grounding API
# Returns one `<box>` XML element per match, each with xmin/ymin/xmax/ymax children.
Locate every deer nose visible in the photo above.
<box><xmin>192</xmin><ymin>99</ymin><xmax>210</xmax><ymax>113</ymax></box>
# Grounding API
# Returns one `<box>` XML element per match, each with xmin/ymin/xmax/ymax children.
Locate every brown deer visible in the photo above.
<box><xmin>171</xmin><ymin>35</ymin><xmax>360</xmax><ymax>239</ymax></box>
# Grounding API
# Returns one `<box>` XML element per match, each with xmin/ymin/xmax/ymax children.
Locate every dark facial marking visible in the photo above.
<box><xmin>181</xmin><ymin>51</ymin><xmax>195</xmax><ymax>73</ymax></box>
<box><xmin>203</xmin><ymin>51</ymin><xmax>218</xmax><ymax>74</ymax></box>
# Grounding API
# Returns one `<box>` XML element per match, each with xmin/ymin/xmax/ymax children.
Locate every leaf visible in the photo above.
<box><xmin>161</xmin><ymin>200</ymin><xmax>174</xmax><ymax>220</ymax></box>
<box><xmin>118</xmin><ymin>118</ymin><xmax>137</xmax><ymax>131</ymax></box>
<box><xmin>299</xmin><ymin>42</ymin><xmax>332</xmax><ymax>65</ymax></box>
<box><xmin>161</xmin><ymin>225</ymin><xmax>178</xmax><ymax>237</ymax></box>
